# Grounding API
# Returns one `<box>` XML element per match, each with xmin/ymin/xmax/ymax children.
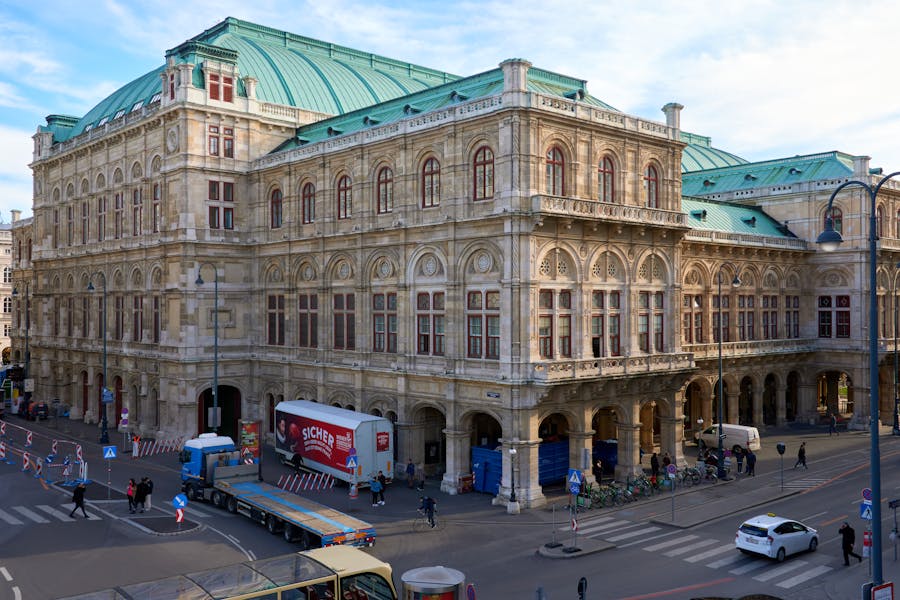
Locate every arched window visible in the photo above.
<box><xmin>377</xmin><ymin>167</ymin><xmax>393</xmax><ymax>214</ymax></box>
<box><xmin>825</xmin><ymin>206</ymin><xmax>843</xmax><ymax>235</ymax></box>
<box><xmin>644</xmin><ymin>165</ymin><xmax>659</xmax><ymax>208</ymax></box>
<box><xmin>337</xmin><ymin>176</ymin><xmax>352</xmax><ymax>220</ymax></box>
<box><xmin>546</xmin><ymin>146</ymin><xmax>565</xmax><ymax>195</ymax></box>
<box><xmin>422</xmin><ymin>158</ymin><xmax>440</xmax><ymax>208</ymax></box>
<box><xmin>876</xmin><ymin>204</ymin><xmax>884</xmax><ymax>238</ymax></box>
<box><xmin>302</xmin><ymin>182</ymin><xmax>315</xmax><ymax>224</ymax></box>
<box><xmin>2</xmin><ymin>267</ymin><xmax>10</xmax><ymax>284</ymax></box>
<box><xmin>598</xmin><ymin>155</ymin><xmax>615</xmax><ymax>202</ymax></box>
<box><xmin>473</xmin><ymin>146</ymin><xmax>494</xmax><ymax>201</ymax></box>
<box><xmin>896</xmin><ymin>208</ymin><xmax>900</xmax><ymax>239</ymax></box>
<box><xmin>270</xmin><ymin>188</ymin><xmax>283</xmax><ymax>229</ymax></box>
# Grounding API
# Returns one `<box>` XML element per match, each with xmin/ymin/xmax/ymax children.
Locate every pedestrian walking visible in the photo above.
<box><xmin>734</xmin><ymin>447</ymin><xmax>744</xmax><ymax>474</ymax></box>
<box><xmin>662</xmin><ymin>452</ymin><xmax>672</xmax><ymax>469</ymax></box>
<box><xmin>650</xmin><ymin>452</ymin><xmax>660</xmax><ymax>479</ymax></box>
<box><xmin>746</xmin><ymin>449</ymin><xmax>756</xmax><ymax>476</ymax></box>
<box><xmin>135</xmin><ymin>477</ymin><xmax>149</xmax><ymax>513</ymax></box>
<box><xmin>69</xmin><ymin>482</ymin><xmax>88</xmax><ymax>518</ymax></box>
<box><xmin>794</xmin><ymin>442</ymin><xmax>808</xmax><ymax>469</ymax></box>
<box><xmin>376</xmin><ymin>470</ymin><xmax>387</xmax><ymax>505</ymax></box>
<box><xmin>370</xmin><ymin>474</ymin><xmax>383</xmax><ymax>506</ymax></box>
<box><xmin>406</xmin><ymin>458</ymin><xmax>416</xmax><ymax>488</ymax></box>
<box><xmin>829</xmin><ymin>412</ymin><xmax>839</xmax><ymax>436</ymax></box>
<box><xmin>126</xmin><ymin>478</ymin><xmax>136</xmax><ymax>513</ymax></box>
<box><xmin>839</xmin><ymin>522</ymin><xmax>863</xmax><ymax>565</ymax></box>
<box><xmin>593</xmin><ymin>459</ymin><xmax>603</xmax><ymax>486</ymax></box>
<box><xmin>144</xmin><ymin>476</ymin><xmax>154</xmax><ymax>510</ymax></box>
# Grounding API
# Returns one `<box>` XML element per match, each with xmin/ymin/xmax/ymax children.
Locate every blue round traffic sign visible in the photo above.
<box><xmin>862</xmin><ymin>488</ymin><xmax>873</xmax><ymax>501</ymax></box>
<box><xmin>667</xmin><ymin>464</ymin><xmax>677</xmax><ymax>475</ymax></box>
<box><xmin>173</xmin><ymin>493</ymin><xmax>188</xmax><ymax>509</ymax></box>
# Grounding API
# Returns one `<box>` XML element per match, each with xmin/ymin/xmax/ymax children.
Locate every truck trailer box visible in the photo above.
<box><xmin>275</xmin><ymin>400</ymin><xmax>393</xmax><ymax>484</ymax></box>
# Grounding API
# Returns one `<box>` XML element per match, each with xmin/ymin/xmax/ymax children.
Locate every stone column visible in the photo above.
<box><xmin>660</xmin><ymin>416</ymin><xmax>685</xmax><ymax>467</ymax></box>
<box><xmin>494</xmin><ymin>436</ymin><xmax>546</xmax><ymax>510</ymax></box>
<box><xmin>440</xmin><ymin>429</ymin><xmax>469</xmax><ymax>495</ymax></box>
<box><xmin>614</xmin><ymin>423</ymin><xmax>643</xmax><ymax>481</ymax></box>
<box><xmin>726</xmin><ymin>390</ymin><xmax>740</xmax><ymax>424</ymax></box>
<box><xmin>798</xmin><ymin>381</ymin><xmax>818</xmax><ymax>424</ymax></box>
<box><xmin>776</xmin><ymin>383</ymin><xmax>787</xmax><ymax>426</ymax></box>
<box><xmin>569</xmin><ymin>430</ymin><xmax>596</xmax><ymax>485</ymax></box>
<box><xmin>752</xmin><ymin>386</ymin><xmax>764</xmax><ymax>426</ymax></box>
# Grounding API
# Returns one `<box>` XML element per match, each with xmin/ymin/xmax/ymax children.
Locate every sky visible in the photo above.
<box><xmin>2</xmin><ymin>0</ymin><xmax>900</xmax><ymax>222</ymax></box>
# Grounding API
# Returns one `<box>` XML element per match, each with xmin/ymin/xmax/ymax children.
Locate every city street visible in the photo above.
<box><xmin>1</xmin><ymin>417</ymin><xmax>900</xmax><ymax>599</ymax></box>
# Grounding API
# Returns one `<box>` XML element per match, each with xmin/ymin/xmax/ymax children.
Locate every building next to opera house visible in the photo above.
<box><xmin>13</xmin><ymin>17</ymin><xmax>900</xmax><ymax>508</ymax></box>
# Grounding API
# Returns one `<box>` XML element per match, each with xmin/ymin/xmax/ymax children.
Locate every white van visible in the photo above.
<box><xmin>695</xmin><ymin>423</ymin><xmax>761</xmax><ymax>453</ymax></box>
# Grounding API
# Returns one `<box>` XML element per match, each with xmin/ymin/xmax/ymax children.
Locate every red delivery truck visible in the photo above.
<box><xmin>275</xmin><ymin>400</ymin><xmax>393</xmax><ymax>485</ymax></box>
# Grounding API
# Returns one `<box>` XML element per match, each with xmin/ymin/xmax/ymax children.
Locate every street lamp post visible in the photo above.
<box><xmin>696</xmin><ymin>417</ymin><xmax>704</xmax><ymax>460</ymax></box>
<box><xmin>196</xmin><ymin>264</ymin><xmax>219</xmax><ymax>434</ymax></box>
<box><xmin>817</xmin><ymin>170</ymin><xmax>900</xmax><ymax>586</ymax></box>
<box><xmin>507</xmin><ymin>441</ymin><xmax>520</xmax><ymax>515</ymax></box>
<box><xmin>717</xmin><ymin>268</ymin><xmax>741</xmax><ymax>481</ymax></box>
<box><xmin>893</xmin><ymin>261</ymin><xmax>900</xmax><ymax>436</ymax></box>
<box><xmin>87</xmin><ymin>273</ymin><xmax>109</xmax><ymax>444</ymax></box>
<box><xmin>11</xmin><ymin>283</ymin><xmax>31</xmax><ymax>397</ymax></box>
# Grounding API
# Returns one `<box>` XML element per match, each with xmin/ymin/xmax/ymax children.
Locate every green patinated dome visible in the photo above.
<box><xmin>51</xmin><ymin>17</ymin><xmax>460</xmax><ymax>142</ymax></box>
<box><xmin>681</xmin><ymin>131</ymin><xmax>748</xmax><ymax>172</ymax></box>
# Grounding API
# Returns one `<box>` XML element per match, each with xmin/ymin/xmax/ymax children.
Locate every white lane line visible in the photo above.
<box><xmin>11</xmin><ymin>506</ymin><xmax>49</xmax><ymax>523</ymax></box>
<box><xmin>575</xmin><ymin>520</ymin><xmax>634</xmax><ymax>535</ymax></box>
<box><xmin>619</xmin><ymin>530</ymin><xmax>681</xmax><ymax>549</ymax></box>
<box><xmin>664</xmin><ymin>539</ymin><xmax>719</xmax><ymax>557</ymax></box>
<box><xmin>13</xmin><ymin>586</ymin><xmax>21</xmax><ymax>600</ymax></box>
<box><xmin>706</xmin><ymin>553</ymin><xmax>746</xmax><ymax>568</ymax></box>
<box><xmin>564</xmin><ymin>516</ymin><xmax>620</xmax><ymax>533</ymax></box>
<box><xmin>729</xmin><ymin>558</ymin><xmax>770</xmax><ymax>575</ymax></box>
<box><xmin>36</xmin><ymin>504</ymin><xmax>75</xmax><ymax>521</ymax></box>
<box><xmin>776</xmin><ymin>565</ymin><xmax>833</xmax><ymax>588</ymax></box>
<box><xmin>644</xmin><ymin>535</ymin><xmax>699</xmax><ymax>552</ymax></box>
<box><xmin>0</xmin><ymin>567</ymin><xmax>12</xmax><ymax>581</ymax></box>
<box><xmin>0</xmin><ymin>509</ymin><xmax>24</xmax><ymax>525</ymax></box>
<box><xmin>605</xmin><ymin>527</ymin><xmax>661</xmax><ymax>542</ymax></box>
<box><xmin>684</xmin><ymin>543</ymin><xmax>736</xmax><ymax>563</ymax></box>
<box><xmin>753</xmin><ymin>560</ymin><xmax>806</xmax><ymax>582</ymax></box>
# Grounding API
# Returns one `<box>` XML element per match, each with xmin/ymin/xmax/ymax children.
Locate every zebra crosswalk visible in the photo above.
<box><xmin>564</xmin><ymin>514</ymin><xmax>834</xmax><ymax>590</ymax></box>
<box><xmin>0</xmin><ymin>502</ymin><xmax>219</xmax><ymax>524</ymax></box>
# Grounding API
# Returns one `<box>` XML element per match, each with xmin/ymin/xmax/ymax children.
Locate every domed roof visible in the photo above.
<box><xmin>681</xmin><ymin>131</ymin><xmax>748</xmax><ymax>172</ymax></box>
<box><xmin>53</xmin><ymin>18</ymin><xmax>459</xmax><ymax>142</ymax></box>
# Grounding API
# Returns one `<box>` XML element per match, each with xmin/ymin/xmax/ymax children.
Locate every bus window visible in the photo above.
<box><xmin>340</xmin><ymin>573</ymin><xmax>394</xmax><ymax>600</ymax></box>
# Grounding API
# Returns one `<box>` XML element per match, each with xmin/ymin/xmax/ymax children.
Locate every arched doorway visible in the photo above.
<box><xmin>470</xmin><ymin>412</ymin><xmax>502</xmax><ymax>494</ymax></box>
<box><xmin>538</xmin><ymin>413</ymin><xmax>570</xmax><ymax>485</ymax></box>
<box><xmin>763</xmin><ymin>374</ymin><xmax>777</xmax><ymax>426</ymax></box>
<box><xmin>713</xmin><ymin>379</ymin><xmax>730</xmax><ymax>425</ymax></box>
<box><xmin>591</xmin><ymin>408</ymin><xmax>618</xmax><ymax>478</ymax></box>
<box><xmin>198</xmin><ymin>385</ymin><xmax>242</xmax><ymax>440</ymax></box>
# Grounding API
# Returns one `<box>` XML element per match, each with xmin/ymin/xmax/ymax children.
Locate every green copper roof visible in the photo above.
<box><xmin>680</xmin><ymin>131</ymin><xmax>748</xmax><ymax>172</ymax></box>
<box><xmin>681</xmin><ymin>151</ymin><xmax>855</xmax><ymax>196</ymax></box>
<box><xmin>46</xmin><ymin>17</ymin><xmax>460</xmax><ymax>143</ymax></box>
<box><xmin>682</xmin><ymin>196</ymin><xmax>795</xmax><ymax>238</ymax></box>
<box><xmin>273</xmin><ymin>64</ymin><xmax>620</xmax><ymax>153</ymax></box>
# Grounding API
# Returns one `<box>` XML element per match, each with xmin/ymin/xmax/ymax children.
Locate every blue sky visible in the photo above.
<box><xmin>3</xmin><ymin>0</ymin><xmax>900</xmax><ymax>222</ymax></box>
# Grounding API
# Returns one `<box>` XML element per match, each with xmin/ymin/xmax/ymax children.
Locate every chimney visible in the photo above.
<box><xmin>500</xmin><ymin>58</ymin><xmax>532</xmax><ymax>94</ymax></box>
<box><xmin>661</xmin><ymin>102</ymin><xmax>684</xmax><ymax>131</ymax></box>
<box><xmin>11</xmin><ymin>210</ymin><xmax>21</xmax><ymax>223</ymax></box>
<box><xmin>853</xmin><ymin>155</ymin><xmax>871</xmax><ymax>178</ymax></box>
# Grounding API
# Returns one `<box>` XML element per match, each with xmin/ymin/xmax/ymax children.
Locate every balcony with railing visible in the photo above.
<box><xmin>529</xmin><ymin>352</ymin><xmax>694</xmax><ymax>382</ymax></box>
<box><xmin>532</xmin><ymin>195</ymin><xmax>687</xmax><ymax>229</ymax></box>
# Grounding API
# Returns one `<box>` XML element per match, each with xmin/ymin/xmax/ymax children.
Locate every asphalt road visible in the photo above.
<box><xmin>1</xmin><ymin>416</ymin><xmax>900</xmax><ymax>599</ymax></box>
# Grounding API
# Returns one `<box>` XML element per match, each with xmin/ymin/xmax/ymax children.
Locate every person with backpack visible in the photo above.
<box><xmin>370</xmin><ymin>474</ymin><xmax>383</xmax><ymax>507</ymax></box>
<box><xmin>69</xmin><ymin>482</ymin><xmax>88</xmax><ymax>518</ymax></box>
<box><xmin>418</xmin><ymin>495</ymin><xmax>437</xmax><ymax>528</ymax></box>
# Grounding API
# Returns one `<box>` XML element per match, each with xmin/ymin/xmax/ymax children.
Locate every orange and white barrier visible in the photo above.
<box><xmin>137</xmin><ymin>437</ymin><xmax>184</xmax><ymax>458</ymax></box>
<box><xmin>276</xmin><ymin>472</ymin><xmax>335</xmax><ymax>493</ymax></box>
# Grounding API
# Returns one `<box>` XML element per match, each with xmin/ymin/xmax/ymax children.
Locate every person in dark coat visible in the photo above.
<box><xmin>650</xmin><ymin>453</ymin><xmax>660</xmax><ymax>479</ymax></box>
<box><xmin>839</xmin><ymin>522</ymin><xmax>862</xmax><ymax>565</ymax></box>
<box><xmin>733</xmin><ymin>446</ymin><xmax>744</xmax><ymax>474</ymax></box>
<box><xmin>406</xmin><ymin>459</ymin><xmax>416</xmax><ymax>488</ymax></box>
<box><xmin>126</xmin><ymin>478</ymin><xmax>137</xmax><ymax>513</ymax></box>
<box><xmin>134</xmin><ymin>478</ymin><xmax>149</xmax><ymax>513</ymax></box>
<box><xmin>376</xmin><ymin>470</ymin><xmax>387</xmax><ymax>505</ymax></box>
<box><xmin>69</xmin><ymin>482</ymin><xmax>88</xmax><ymax>518</ymax></box>
<box><xmin>370</xmin><ymin>475</ymin><xmax>383</xmax><ymax>506</ymax></box>
<box><xmin>745</xmin><ymin>450</ymin><xmax>757</xmax><ymax>476</ymax></box>
<box><xmin>794</xmin><ymin>442</ymin><xmax>808</xmax><ymax>469</ymax></box>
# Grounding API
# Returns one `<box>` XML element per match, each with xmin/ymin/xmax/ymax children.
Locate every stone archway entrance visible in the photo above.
<box><xmin>198</xmin><ymin>385</ymin><xmax>242</xmax><ymax>440</ymax></box>
<box><xmin>538</xmin><ymin>413</ymin><xmax>570</xmax><ymax>485</ymax></box>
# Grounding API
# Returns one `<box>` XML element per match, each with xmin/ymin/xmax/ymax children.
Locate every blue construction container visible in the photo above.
<box><xmin>471</xmin><ymin>445</ymin><xmax>501</xmax><ymax>494</ymax></box>
<box><xmin>538</xmin><ymin>440</ymin><xmax>569</xmax><ymax>485</ymax></box>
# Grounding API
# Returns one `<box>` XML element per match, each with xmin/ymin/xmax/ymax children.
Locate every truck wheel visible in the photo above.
<box><xmin>186</xmin><ymin>484</ymin><xmax>200</xmax><ymax>502</ymax></box>
<box><xmin>210</xmin><ymin>491</ymin><xmax>224</xmax><ymax>508</ymax></box>
<box><xmin>297</xmin><ymin>531</ymin><xmax>312</xmax><ymax>550</ymax></box>
<box><xmin>283</xmin><ymin>524</ymin><xmax>295</xmax><ymax>542</ymax></box>
<box><xmin>266</xmin><ymin>515</ymin><xmax>282</xmax><ymax>534</ymax></box>
<box><xmin>226</xmin><ymin>496</ymin><xmax>238</xmax><ymax>514</ymax></box>
<box><xmin>291</xmin><ymin>454</ymin><xmax>304</xmax><ymax>470</ymax></box>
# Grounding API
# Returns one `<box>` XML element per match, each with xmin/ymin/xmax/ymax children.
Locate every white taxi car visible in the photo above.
<box><xmin>735</xmin><ymin>513</ymin><xmax>818</xmax><ymax>562</ymax></box>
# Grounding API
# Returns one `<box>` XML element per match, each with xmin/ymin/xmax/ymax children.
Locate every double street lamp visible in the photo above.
<box><xmin>816</xmin><ymin>170</ymin><xmax>900</xmax><ymax>587</ymax></box>
<box><xmin>195</xmin><ymin>264</ymin><xmax>219</xmax><ymax>434</ymax></box>
<box><xmin>87</xmin><ymin>273</ymin><xmax>110</xmax><ymax>444</ymax></box>
<box><xmin>717</xmin><ymin>267</ymin><xmax>741</xmax><ymax>480</ymax></box>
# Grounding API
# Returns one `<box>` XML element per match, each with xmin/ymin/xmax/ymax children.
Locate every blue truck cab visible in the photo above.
<box><xmin>180</xmin><ymin>433</ymin><xmax>242</xmax><ymax>500</ymax></box>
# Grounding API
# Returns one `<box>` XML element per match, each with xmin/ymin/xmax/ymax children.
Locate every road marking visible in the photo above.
<box><xmin>184</xmin><ymin>505</ymin><xmax>214</xmax><ymax>519</ymax></box>
<box><xmin>706</xmin><ymin>553</ymin><xmax>745</xmax><ymax>568</ymax></box>
<box><xmin>664</xmin><ymin>539</ymin><xmax>719</xmax><ymax>557</ymax></box>
<box><xmin>618</xmin><ymin>529</ymin><xmax>681</xmax><ymax>549</ymax></box>
<box><xmin>775</xmin><ymin>564</ymin><xmax>832</xmax><ymax>588</ymax></box>
<box><xmin>575</xmin><ymin>519</ymin><xmax>633</xmax><ymax>534</ymax></box>
<box><xmin>11</xmin><ymin>506</ymin><xmax>49</xmax><ymax>523</ymax></box>
<box><xmin>0</xmin><ymin>567</ymin><xmax>11</xmax><ymax>581</ymax></box>
<box><xmin>36</xmin><ymin>504</ymin><xmax>75</xmax><ymax>521</ymax></box>
<box><xmin>684</xmin><ymin>543</ymin><xmax>735</xmax><ymax>563</ymax></box>
<box><xmin>729</xmin><ymin>558</ymin><xmax>770</xmax><ymax>575</ymax></box>
<box><xmin>13</xmin><ymin>586</ymin><xmax>21</xmax><ymax>600</ymax></box>
<box><xmin>644</xmin><ymin>535</ymin><xmax>699</xmax><ymax>552</ymax></box>
<box><xmin>752</xmin><ymin>560</ymin><xmax>806</xmax><ymax>582</ymax></box>
<box><xmin>0</xmin><ymin>509</ymin><xmax>24</xmax><ymax>525</ymax></box>
<box><xmin>605</xmin><ymin>527</ymin><xmax>661</xmax><ymax>542</ymax></box>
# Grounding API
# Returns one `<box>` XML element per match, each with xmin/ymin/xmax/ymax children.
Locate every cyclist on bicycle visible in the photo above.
<box><xmin>418</xmin><ymin>495</ymin><xmax>437</xmax><ymax>528</ymax></box>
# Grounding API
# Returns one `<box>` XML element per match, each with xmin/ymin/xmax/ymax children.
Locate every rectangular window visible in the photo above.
<box><xmin>53</xmin><ymin>209</ymin><xmax>59</xmax><ymax>248</ymax></box>
<box><xmin>114</xmin><ymin>295</ymin><xmax>124</xmax><ymax>341</ymax></box>
<box><xmin>67</xmin><ymin>205</ymin><xmax>74</xmax><ymax>246</ymax></box>
<box><xmin>152</xmin><ymin>184</ymin><xmax>161</xmax><ymax>233</ymax></box>
<box><xmin>222</xmin><ymin>76</ymin><xmax>233</xmax><ymax>103</ymax></box>
<box><xmin>818</xmin><ymin>296</ymin><xmax>833</xmax><ymax>338</ymax></box>
<box><xmin>538</xmin><ymin>315</ymin><xmax>553</xmax><ymax>358</ymax></box>
<box><xmin>114</xmin><ymin>193</ymin><xmax>124</xmax><ymax>239</ymax></box>
<box><xmin>609</xmin><ymin>314</ymin><xmax>620</xmax><ymax>356</ymax></box>
<box><xmin>208</xmin><ymin>181</ymin><xmax>234</xmax><ymax>230</ymax></box>
<box><xmin>209</xmin><ymin>181</ymin><xmax>219</xmax><ymax>201</ymax></box>
<box><xmin>372</xmin><ymin>292</ymin><xmax>397</xmax><ymax>353</ymax></box>
<box><xmin>785</xmin><ymin>295</ymin><xmax>799</xmax><ymax>339</ymax></box>
<box><xmin>558</xmin><ymin>314</ymin><xmax>571</xmax><ymax>357</ymax></box>
<box><xmin>223</xmin><ymin>128</ymin><xmax>234</xmax><ymax>158</ymax></box>
<box><xmin>97</xmin><ymin>196</ymin><xmax>106</xmax><ymax>242</ymax></box>
<box><xmin>416</xmin><ymin>292</ymin><xmax>444</xmax><ymax>355</ymax></box>
<box><xmin>82</xmin><ymin>297</ymin><xmax>89</xmax><ymax>338</ymax></box>
<box><xmin>208</xmin><ymin>125</ymin><xmax>219</xmax><ymax>156</ymax></box>
<box><xmin>333</xmin><ymin>293</ymin><xmax>355</xmax><ymax>350</ymax></box>
<box><xmin>67</xmin><ymin>297</ymin><xmax>74</xmax><ymax>337</ymax></box>
<box><xmin>152</xmin><ymin>296</ymin><xmax>160</xmax><ymax>344</ymax></box>
<box><xmin>466</xmin><ymin>290</ymin><xmax>500</xmax><ymax>359</ymax></box>
<box><xmin>591</xmin><ymin>291</ymin><xmax>604</xmax><ymax>357</ymax></box>
<box><xmin>836</xmin><ymin>295</ymin><xmax>850</xmax><ymax>338</ymax></box>
<box><xmin>81</xmin><ymin>202</ymin><xmax>89</xmax><ymax>244</ymax></box>
<box><xmin>267</xmin><ymin>295</ymin><xmax>285</xmax><ymax>345</ymax></box>
<box><xmin>653</xmin><ymin>312</ymin><xmax>664</xmax><ymax>352</ymax></box>
<box><xmin>132</xmin><ymin>188</ymin><xmax>143</xmax><ymax>235</ymax></box>
<box><xmin>298</xmin><ymin>293</ymin><xmax>318</xmax><ymax>348</ymax></box>
<box><xmin>132</xmin><ymin>296</ymin><xmax>143</xmax><ymax>342</ymax></box>
<box><xmin>209</xmin><ymin>74</ymin><xmax>220</xmax><ymax>100</ymax></box>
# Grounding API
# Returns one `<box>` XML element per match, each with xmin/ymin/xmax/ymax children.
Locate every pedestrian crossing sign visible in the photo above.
<box><xmin>102</xmin><ymin>446</ymin><xmax>117</xmax><ymax>460</ymax></box>
<box><xmin>567</xmin><ymin>469</ymin><xmax>583</xmax><ymax>485</ymax></box>
<box><xmin>860</xmin><ymin>501</ymin><xmax>873</xmax><ymax>520</ymax></box>
<box><xmin>346</xmin><ymin>455</ymin><xmax>358</xmax><ymax>469</ymax></box>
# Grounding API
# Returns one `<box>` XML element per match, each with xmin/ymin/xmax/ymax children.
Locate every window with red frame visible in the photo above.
<box><xmin>644</xmin><ymin>165</ymin><xmax>659</xmax><ymax>208</ymax></box>
<box><xmin>762</xmin><ymin>295</ymin><xmax>778</xmax><ymax>339</ymax></box>
<box><xmin>223</xmin><ymin>127</ymin><xmax>234</xmax><ymax>158</ymax></box>
<box><xmin>208</xmin><ymin>125</ymin><xmax>219</xmax><ymax>156</ymax></box>
<box><xmin>268</xmin><ymin>294</ymin><xmax>285</xmax><ymax>345</ymax></box>
<box><xmin>738</xmin><ymin>295</ymin><xmax>755</xmax><ymax>341</ymax></box>
<box><xmin>416</xmin><ymin>292</ymin><xmax>444</xmax><ymax>355</ymax></box>
<box><xmin>333</xmin><ymin>293</ymin><xmax>355</xmax><ymax>350</ymax></box>
<box><xmin>337</xmin><ymin>176</ymin><xmax>352</xmax><ymax>220</ymax></box>
<box><xmin>114</xmin><ymin>295</ymin><xmax>124</xmax><ymax>341</ymax></box>
<box><xmin>598</xmin><ymin>155</ymin><xmax>615</xmax><ymax>202</ymax></box>
<box><xmin>298</xmin><ymin>293</ymin><xmax>318</xmax><ymax>348</ymax></box>
<box><xmin>97</xmin><ymin>196</ymin><xmax>106</xmax><ymax>242</ymax></box>
<box><xmin>377</xmin><ymin>167</ymin><xmax>393</xmax><ymax>214</ymax></box>
<box><xmin>271</xmin><ymin>189</ymin><xmax>283</xmax><ymax>229</ymax></box>
<box><xmin>825</xmin><ymin>206</ymin><xmax>843</xmax><ymax>235</ymax></box>
<box><xmin>473</xmin><ymin>146</ymin><xmax>494</xmax><ymax>201</ymax></box>
<box><xmin>466</xmin><ymin>290</ymin><xmax>500</xmax><ymax>359</ymax></box>
<box><xmin>422</xmin><ymin>158</ymin><xmax>440</xmax><ymax>208</ymax></box>
<box><xmin>132</xmin><ymin>188</ymin><xmax>143</xmax><ymax>236</ymax></box>
<box><xmin>373</xmin><ymin>292</ymin><xmax>397</xmax><ymax>353</ymax></box>
<box><xmin>682</xmin><ymin>294</ymin><xmax>703</xmax><ymax>344</ymax></box>
<box><xmin>132</xmin><ymin>296</ymin><xmax>143</xmax><ymax>342</ymax></box>
<box><xmin>114</xmin><ymin>193</ymin><xmax>124</xmax><ymax>239</ymax></box>
<box><xmin>713</xmin><ymin>295</ymin><xmax>731</xmax><ymax>343</ymax></box>
<box><xmin>302</xmin><ymin>183</ymin><xmax>315</xmax><ymax>224</ymax></box>
<box><xmin>546</xmin><ymin>146</ymin><xmax>565</xmax><ymax>195</ymax></box>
